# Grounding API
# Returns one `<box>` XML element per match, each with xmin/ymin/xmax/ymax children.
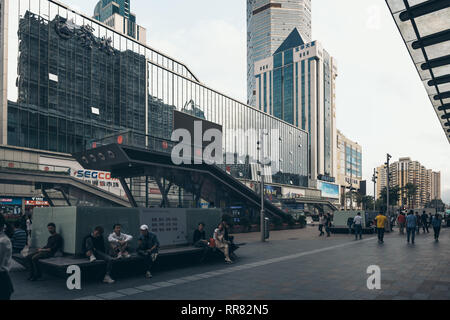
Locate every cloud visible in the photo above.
<box><xmin>150</xmin><ymin>19</ymin><xmax>246</xmax><ymax>102</ymax></box>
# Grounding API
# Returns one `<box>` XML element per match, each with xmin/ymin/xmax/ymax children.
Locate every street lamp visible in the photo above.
<box><xmin>372</xmin><ymin>169</ymin><xmax>378</xmax><ymax>212</ymax></box>
<box><xmin>385</xmin><ymin>153</ymin><xmax>392</xmax><ymax>216</ymax></box>
<box><xmin>258</xmin><ymin>129</ymin><xmax>269</xmax><ymax>243</ymax></box>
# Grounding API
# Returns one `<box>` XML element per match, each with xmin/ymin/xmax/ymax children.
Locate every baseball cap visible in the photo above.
<box><xmin>140</xmin><ymin>224</ymin><xmax>149</xmax><ymax>231</ymax></box>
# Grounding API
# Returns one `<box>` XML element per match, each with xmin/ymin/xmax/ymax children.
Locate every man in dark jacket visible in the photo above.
<box><xmin>25</xmin><ymin>223</ymin><xmax>63</xmax><ymax>281</ymax></box>
<box><xmin>421</xmin><ymin>211</ymin><xmax>429</xmax><ymax>233</ymax></box>
<box><xmin>82</xmin><ymin>226</ymin><xmax>115</xmax><ymax>284</ymax></box>
<box><xmin>193</xmin><ymin>222</ymin><xmax>210</xmax><ymax>262</ymax></box>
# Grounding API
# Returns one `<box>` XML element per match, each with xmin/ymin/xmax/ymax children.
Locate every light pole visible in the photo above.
<box><xmin>257</xmin><ymin>130</ymin><xmax>268</xmax><ymax>242</ymax></box>
<box><xmin>372</xmin><ymin>169</ymin><xmax>378</xmax><ymax>211</ymax></box>
<box><xmin>385</xmin><ymin>154</ymin><xmax>392</xmax><ymax>215</ymax></box>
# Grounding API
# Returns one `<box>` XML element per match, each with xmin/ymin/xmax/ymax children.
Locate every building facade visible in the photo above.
<box><xmin>0</xmin><ymin>0</ymin><xmax>309</xmax><ymax>191</ymax></box>
<box><xmin>247</xmin><ymin>0</ymin><xmax>312</xmax><ymax>106</ymax></box>
<box><xmin>377</xmin><ymin>157</ymin><xmax>441</xmax><ymax>208</ymax></box>
<box><xmin>253</xmin><ymin>30</ymin><xmax>338</xmax><ymax>185</ymax></box>
<box><xmin>336</xmin><ymin>130</ymin><xmax>362</xmax><ymax>208</ymax></box>
<box><xmin>94</xmin><ymin>0</ymin><xmax>146</xmax><ymax>45</ymax></box>
<box><xmin>431</xmin><ymin>171</ymin><xmax>441</xmax><ymax>200</ymax></box>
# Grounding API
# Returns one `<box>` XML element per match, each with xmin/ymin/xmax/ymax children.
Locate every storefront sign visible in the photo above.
<box><xmin>0</xmin><ymin>198</ymin><xmax>22</xmax><ymax>205</ymax></box>
<box><xmin>39</xmin><ymin>156</ymin><xmax>125</xmax><ymax>197</ymax></box>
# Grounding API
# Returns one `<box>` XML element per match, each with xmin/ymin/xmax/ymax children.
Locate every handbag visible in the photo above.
<box><xmin>208</xmin><ymin>238</ymin><xmax>216</xmax><ymax>248</ymax></box>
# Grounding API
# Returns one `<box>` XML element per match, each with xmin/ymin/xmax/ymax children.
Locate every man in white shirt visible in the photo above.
<box><xmin>0</xmin><ymin>214</ymin><xmax>14</xmax><ymax>300</ymax></box>
<box><xmin>108</xmin><ymin>224</ymin><xmax>133</xmax><ymax>259</ymax></box>
<box><xmin>353</xmin><ymin>212</ymin><xmax>363</xmax><ymax>240</ymax></box>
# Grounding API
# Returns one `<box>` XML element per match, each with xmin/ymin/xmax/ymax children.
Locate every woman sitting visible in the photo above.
<box><xmin>213</xmin><ymin>222</ymin><xmax>233</xmax><ymax>264</ymax></box>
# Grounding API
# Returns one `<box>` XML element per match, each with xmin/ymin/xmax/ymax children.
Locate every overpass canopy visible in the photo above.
<box><xmin>386</xmin><ymin>0</ymin><xmax>450</xmax><ymax>143</ymax></box>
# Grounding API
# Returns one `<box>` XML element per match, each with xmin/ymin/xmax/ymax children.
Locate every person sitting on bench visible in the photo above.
<box><xmin>82</xmin><ymin>226</ymin><xmax>115</xmax><ymax>284</ymax></box>
<box><xmin>222</xmin><ymin>220</ymin><xmax>238</xmax><ymax>257</ymax></box>
<box><xmin>11</xmin><ymin>221</ymin><xmax>27</xmax><ymax>254</ymax></box>
<box><xmin>137</xmin><ymin>225</ymin><xmax>159</xmax><ymax>279</ymax></box>
<box><xmin>108</xmin><ymin>224</ymin><xmax>133</xmax><ymax>259</ymax></box>
<box><xmin>213</xmin><ymin>222</ymin><xmax>233</xmax><ymax>264</ymax></box>
<box><xmin>25</xmin><ymin>223</ymin><xmax>63</xmax><ymax>281</ymax></box>
<box><xmin>193</xmin><ymin>222</ymin><xmax>210</xmax><ymax>262</ymax></box>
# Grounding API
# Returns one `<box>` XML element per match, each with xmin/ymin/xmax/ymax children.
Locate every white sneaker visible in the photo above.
<box><xmin>103</xmin><ymin>275</ymin><xmax>115</xmax><ymax>284</ymax></box>
<box><xmin>90</xmin><ymin>255</ymin><xmax>97</xmax><ymax>263</ymax></box>
<box><xmin>117</xmin><ymin>252</ymin><xmax>123</xmax><ymax>259</ymax></box>
<box><xmin>225</xmin><ymin>258</ymin><xmax>233</xmax><ymax>264</ymax></box>
<box><xmin>123</xmin><ymin>252</ymin><xmax>131</xmax><ymax>259</ymax></box>
<box><xmin>145</xmin><ymin>271</ymin><xmax>152</xmax><ymax>279</ymax></box>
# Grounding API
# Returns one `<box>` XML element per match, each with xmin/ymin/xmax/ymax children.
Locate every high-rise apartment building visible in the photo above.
<box><xmin>254</xmin><ymin>30</ymin><xmax>338</xmax><ymax>184</ymax></box>
<box><xmin>94</xmin><ymin>0</ymin><xmax>146</xmax><ymax>45</ymax></box>
<box><xmin>247</xmin><ymin>0</ymin><xmax>312</xmax><ymax>106</ymax></box>
<box><xmin>431</xmin><ymin>171</ymin><xmax>441</xmax><ymax>200</ymax></box>
<box><xmin>377</xmin><ymin>157</ymin><xmax>441</xmax><ymax>208</ymax></box>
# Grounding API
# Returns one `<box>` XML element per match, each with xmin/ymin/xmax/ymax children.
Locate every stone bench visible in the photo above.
<box><xmin>12</xmin><ymin>244</ymin><xmax>239</xmax><ymax>280</ymax></box>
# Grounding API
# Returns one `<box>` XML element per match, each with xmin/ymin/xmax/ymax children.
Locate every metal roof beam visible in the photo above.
<box><xmin>438</xmin><ymin>103</ymin><xmax>450</xmax><ymax>111</ymax></box>
<box><xmin>434</xmin><ymin>91</ymin><xmax>450</xmax><ymax>100</ymax></box>
<box><xmin>428</xmin><ymin>75</ymin><xmax>450</xmax><ymax>86</ymax></box>
<box><xmin>412</xmin><ymin>29</ymin><xmax>450</xmax><ymax>49</ymax></box>
<box><xmin>399</xmin><ymin>0</ymin><xmax>450</xmax><ymax>22</ymax></box>
<box><xmin>421</xmin><ymin>54</ymin><xmax>450</xmax><ymax>70</ymax></box>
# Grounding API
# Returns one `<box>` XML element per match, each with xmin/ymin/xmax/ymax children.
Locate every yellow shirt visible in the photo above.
<box><xmin>375</xmin><ymin>215</ymin><xmax>387</xmax><ymax>229</ymax></box>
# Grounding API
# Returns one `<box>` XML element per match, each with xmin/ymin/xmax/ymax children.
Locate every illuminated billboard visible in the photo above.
<box><xmin>317</xmin><ymin>181</ymin><xmax>340</xmax><ymax>199</ymax></box>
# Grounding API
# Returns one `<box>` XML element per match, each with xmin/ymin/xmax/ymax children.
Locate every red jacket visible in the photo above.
<box><xmin>397</xmin><ymin>215</ymin><xmax>406</xmax><ymax>224</ymax></box>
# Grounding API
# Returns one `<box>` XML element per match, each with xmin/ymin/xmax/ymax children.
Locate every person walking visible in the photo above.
<box><xmin>324</xmin><ymin>213</ymin><xmax>332</xmax><ymax>237</ymax></box>
<box><xmin>415</xmin><ymin>212</ymin><xmax>421</xmax><ymax>234</ymax></box>
<box><xmin>374</xmin><ymin>212</ymin><xmax>387</xmax><ymax>244</ymax></box>
<box><xmin>421</xmin><ymin>211</ymin><xmax>429</xmax><ymax>234</ymax></box>
<box><xmin>0</xmin><ymin>215</ymin><xmax>14</xmax><ymax>300</ymax></box>
<box><xmin>353</xmin><ymin>213</ymin><xmax>363</xmax><ymax>240</ymax></box>
<box><xmin>318</xmin><ymin>214</ymin><xmax>325</xmax><ymax>236</ymax></box>
<box><xmin>397</xmin><ymin>213</ymin><xmax>406</xmax><ymax>235</ymax></box>
<box><xmin>406</xmin><ymin>210</ymin><xmax>417</xmax><ymax>244</ymax></box>
<box><xmin>347</xmin><ymin>217</ymin><xmax>354</xmax><ymax>235</ymax></box>
<box><xmin>431</xmin><ymin>213</ymin><xmax>442</xmax><ymax>242</ymax></box>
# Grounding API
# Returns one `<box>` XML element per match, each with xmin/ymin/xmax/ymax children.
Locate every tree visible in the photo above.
<box><xmin>355</xmin><ymin>194</ymin><xmax>374</xmax><ymax>210</ymax></box>
<box><xmin>380</xmin><ymin>185</ymin><xmax>400</xmax><ymax>213</ymax></box>
<box><xmin>425</xmin><ymin>199</ymin><xmax>445</xmax><ymax>212</ymax></box>
<box><xmin>403</xmin><ymin>183</ymin><xmax>418</xmax><ymax>209</ymax></box>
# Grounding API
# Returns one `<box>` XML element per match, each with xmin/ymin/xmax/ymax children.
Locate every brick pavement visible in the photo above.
<box><xmin>9</xmin><ymin>226</ymin><xmax>449</xmax><ymax>300</ymax></box>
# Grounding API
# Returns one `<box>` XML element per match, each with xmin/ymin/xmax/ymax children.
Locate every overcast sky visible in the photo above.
<box><xmin>66</xmin><ymin>0</ymin><xmax>449</xmax><ymax>204</ymax></box>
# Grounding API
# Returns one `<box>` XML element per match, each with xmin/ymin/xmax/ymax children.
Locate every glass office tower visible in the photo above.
<box><xmin>254</xmin><ymin>29</ymin><xmax>338</xmax><ymax>183</ymax></box>
<box><xmin>247</xmin><ymin>0</ymin><xmax>312</xmax><ymax>107</ymax></box>
<box><xmin>0</xmin><ymin>0</ymin><xmax>309</xmax><ymax>188</ymax></box>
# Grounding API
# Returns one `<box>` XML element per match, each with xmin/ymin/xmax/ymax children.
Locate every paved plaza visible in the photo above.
<box><xmin>9</xmin><ymin>226</ymin><xmax>450</xmax><ymax>300</ymax></box>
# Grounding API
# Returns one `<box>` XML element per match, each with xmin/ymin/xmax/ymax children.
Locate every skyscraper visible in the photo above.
<box><xmin>253</xmin><ymin>29</ymin><xmax>338</xmax><ymax>184</ymax></box>
<box><xmin>94</xmin><ymin>0</ymin><xmax>147</xmax><ymax>44</ymax></box>
<box><xmin>247</xmin><ymin>0</ymin><xmax>312</xmax><ymax>106</ymax></box>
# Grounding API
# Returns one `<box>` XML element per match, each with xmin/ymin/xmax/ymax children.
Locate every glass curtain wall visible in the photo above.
<box><xmin>5</xmin><ymin>0</ymin><xmax>308</xmax><ymax>187</ymax></box>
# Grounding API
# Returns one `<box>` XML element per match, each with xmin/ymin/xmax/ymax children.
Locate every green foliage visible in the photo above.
<box><xmin>380</xmin><ymin>185</ymin><xmax>401</xmax><ymax>209</ymax></box>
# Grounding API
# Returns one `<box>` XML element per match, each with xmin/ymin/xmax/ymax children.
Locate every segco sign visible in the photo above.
<box><xmin>73</xmin><ymin>170</ymin><xmax>118</xmax><ymax>181</ymax></box>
